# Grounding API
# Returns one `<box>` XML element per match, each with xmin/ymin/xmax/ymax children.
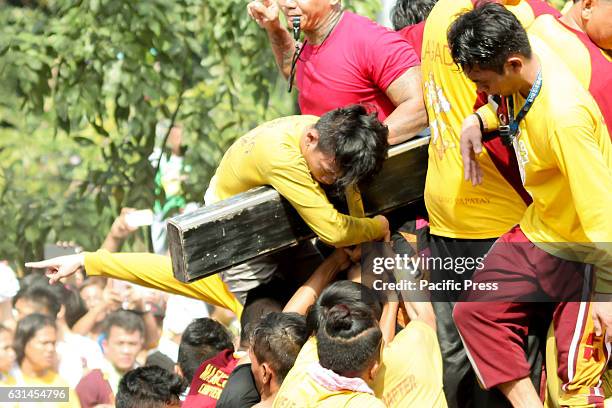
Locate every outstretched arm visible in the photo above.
<box><xmin>26</xmin><ymin>251</ymin><xmax>243</xmax><ymax>317</ymax></box>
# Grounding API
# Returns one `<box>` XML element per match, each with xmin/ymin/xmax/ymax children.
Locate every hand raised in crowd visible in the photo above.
<box><xmin>247</xmin><ymin>0</ymin><xmax>281</xmax><ymax>31</ymax></box>
<box><xmin>109</xmin><ymin>207</ymin><xmax>139</xmax><ymax>241</ymax></box>
<box><xmin>460</xmin><ymin>114</ymin><xmax>485</xmax><ymax>186</ymax></box>
<box><xmin>25</xmin><ymin>253</ymin><xmax>85</xmax><ymax>285</ymax></box>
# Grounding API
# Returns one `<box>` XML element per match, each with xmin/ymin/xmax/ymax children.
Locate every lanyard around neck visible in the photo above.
<box><xmin>507</xmin><ymin>69</ymin><xmax>543</xmax><ymax>140</ymax></box>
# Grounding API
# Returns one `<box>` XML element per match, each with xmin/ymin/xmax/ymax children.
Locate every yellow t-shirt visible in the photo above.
<box><xmin>479</xmin><ymin>39</ymin><xmax>612</xmax><ymax>291</ymax></box>
<box><xmin>373</xmin><ymin>321</ymin><xmax>447</xmax><ymax>408</ymax></box>
<box><xmin>84</xmin><ymin>250</ymin><xmax>243</xmax><ymax>317</ymax></box>
<box><xmin>421</xmin><ymin>0</ymin><xmax>546</xmax><ymax>239</ymax></box>
<box><xmin>5</xmin><ymin>371</ymin><xmax>80</xmax><ymax>408</ymax></box>
<box><xmin>273</xmin><ymin>337</ymin><xmax>385</xmax><ymax>408</ymax></box>
<box><xmin>210</xmin><ymin>115</ymin><xmax>384</xmax><ymax>247</ymax></box>
<box><xmin>275</xmin><ymin>321</ymin><xmax>445</xmax><ymax>408</ymax></box>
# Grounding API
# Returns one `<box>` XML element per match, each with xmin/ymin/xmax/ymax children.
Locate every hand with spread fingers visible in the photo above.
<box><xmin>25</xmin><ymin>253</ymin><xmax>85</xmax><ymax>285</ymax></box>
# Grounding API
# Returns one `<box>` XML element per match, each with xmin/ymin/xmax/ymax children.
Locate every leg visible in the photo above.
<box><xmin>499</xmin><ymin>377</ymin><xmax>543</xmax><ymax>408</ymax></box>
<box><xmin>553</xmin><ymin>301</ymin><xmax>609</xmax><ymax>407</ymax></box>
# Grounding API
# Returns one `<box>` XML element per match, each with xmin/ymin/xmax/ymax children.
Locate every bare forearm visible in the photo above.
<box><xmin>266</xmin><ymin>26</ymin><xmax>295</xmax><ymax>79</ymax></box>
<box><xmin>385</xmin><ymin>98</ymin><xmax>428</xmax><ymax>145</ymax></box>
<box><xmin>380</xmin><ymin>301</ymin><xmax>399</xmax><ymax>344</ymax></box>
<box><xmin>72</xmin><ymin>305</ymin><xmax>106</xmax><ymax>335</ymax></box>
<box><xmin>100</xmin><ymin>234</ymin><xmax>124</xmax><ymax>253</ymax></box>
<box><xmin>142</xmin><ymin>312</ymin><xmax>159</xmax><ymax>349</ymax></box>
<box><xmin>283</xmin><ymin>254</ymin><xmax>343</xmax><ymax>315</ymax></box>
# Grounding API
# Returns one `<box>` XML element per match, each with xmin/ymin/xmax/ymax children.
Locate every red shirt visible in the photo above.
<box><xmin>399</xmin><ymin>21</ymin><xmax>425</xmax><ymax>60</ymax></box>
<box><xmin>296</xmin><ymin>11</ymin><xmax>419</xmax><ymax>121</ymax></box>
<box><xmin>557</xmin><ymin>20</ymin><xmax>612</xmax><ymax>137</ymax></box>
<box><xmin>183</xmin><ymin>349</ymin><xmax>238</xmax><ymax>408</ymax></box>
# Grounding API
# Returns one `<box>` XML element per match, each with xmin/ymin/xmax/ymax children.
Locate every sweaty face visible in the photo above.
<box><xmin>465</xmin><ymin>66</ymin><xmax>517</xmax><ymax>96</ymax></box>
<box><xmin>584</xmin><ymin>1</ymin><xmax>612</xmax><ymax>51</ymax></box>
<box><xmin>277</xmin><ymin>0</ymin><xmax>334</xmax><ymax>31</ymax></box>
<box><xmin>303</xmin><ymin>145</ymin><xmax>340</xmax><ymax>185</ymax></box>
<box><xmin>103</xmin><ymin>327</ymin><xmax>143</xmax><ymax>373</ymax></box>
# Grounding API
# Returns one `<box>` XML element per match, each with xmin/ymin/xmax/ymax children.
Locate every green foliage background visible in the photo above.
<box><xmin>0</xmin><ymin>0</ymin><xmax>381</xmax><ymax>270</ymax></box>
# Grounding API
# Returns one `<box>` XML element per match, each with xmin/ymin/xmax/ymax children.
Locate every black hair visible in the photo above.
<box><xmin>391</xmin><ymin>0</ymin><xmax>438</xmax><ymax>30</ymax></box>
<box><xmin>13</xmin><ymin>283</ymin><xmax>61</xmax><ymax>318</ymax></box>
<box><xmin>240</xmin><ymin>294</ymin><xmax>283</xmax><ymax>348</ymax></box>
<box><xmin>250</xmin><ymin>312</ymin><xmax>308</xmax><ymax>385</ymax></box>
<box><xmin>306</xmin><ymin>280</ymin><xmax>383</xmax><ymax>336</ymax></box>
<box><xmin>177</xmin><ymin>318</ymin><xmax>234</xmax><ymax>382</ymax></box>
<box><xmin>14</xmin><ymin>313</ymin><xmax>56</xmax><ymax>365</ymax></box>
<box><xmin>447</xmin><ymin>2</ymin><xmax>532</xmax><ymax>74</ymax></box>
<box><xmin>316</xmin><ymin>303</ymin><xmax>382</xmax><ymax>376</ymax></box>
<box><xmin>115</xmin><ymin>365</ymin><xmax>187</xmax><ymax>408</ymax></box>
<box><xmin>314</xmin><ymin>105</ymin><xmax>389</xmax><ymax>191</ymax></box>
<box><xmin>103</xmin><ymin>310</ymin><xmax>145</xmax><ymax>339</ymax></box>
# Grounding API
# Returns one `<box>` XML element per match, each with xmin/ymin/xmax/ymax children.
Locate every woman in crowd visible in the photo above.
<box><xmin>12</xmin><ymin>313</ymin><xmax>81</xmax><ymax>408</ymax></box>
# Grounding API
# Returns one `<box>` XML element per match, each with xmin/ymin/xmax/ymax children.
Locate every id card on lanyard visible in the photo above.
<box><xmin>504</xmin><ymin>69</ymin><xmax>543</xmax><ymax>184</ymax></box>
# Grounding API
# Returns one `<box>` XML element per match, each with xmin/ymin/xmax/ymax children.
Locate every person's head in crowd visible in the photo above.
<box><xmin>447</xmin><ymin>3</ymin><xmax>532</xmax><ymax>96</ymax></box>
<box><xmin>102</xmin><ymin>310</ymin><xmax>145</xmax><ymax>374</ymax></box>
<box><xmin>303</xmin><ymin>105</ymin><xmax>389</xmax><ymax>190</ymax></box>
<box><xmin>316</xmin><ymin>303</ymin><xmax>383</xmax><ymax>384</ymax></box>
<box><xmin>276</xmin><ymin>0</ymin><xmax>341</xmax><ymax>32</ymax></box>
<box><xmin>306</xmin><ymin>280</ymin><xmax>383</xmax><ymax>335</ymax></box>
<box><xmin>13</xmin><ymin>282</ymin><xmax>61</xmax><ymax>321</ymax></box>
<box><xmin>115</xmin><ymin>365</ymin><xmax>187</xmax><ymax>408</ymax></box>
<box><xmin>391</xmin><ymin>0</ymin><xmax>438</xmax><ymax>30</ymax></box>
<box><xmin>14</xmin><ymin>313</ymin><xmax>57</xmax><ymax>376</ymax></box>
<box><xmin>79</xmin><ymin>277</ymin><xmax>107</xmax><ymax>312</ymax></box>
<box><xmin>568</xmin><ymin>0</ymin><xmax>612</xmax><ymax>50</ymax></box>
<box><xmin>249</xmin><ymin>312</ymin><xmax>308</xmax><ymax>400</ymax></box>
<box><xmin>0</xmin><ymin>324</ymin><xmax>16</xmax><ymax>376</ymax></box>
<box><xmin>61</xmin><ymin>285</ymin><xmax>88</xmax><ymax>329</ymax></box>
<box><xmin>176</xmin><ymin>317</ymin><xmax>234</xmax><ymax>381</ymax></box>
<box><xmin>240</xmin><ymin>290</ymin><xmax>284</xmax><ymax>349</ymax></box>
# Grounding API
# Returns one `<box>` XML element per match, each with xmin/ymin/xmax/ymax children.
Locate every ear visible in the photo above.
<box><xmin>261</xmin><ymin>362</ymin><xmax>274</xmax><ymax>386</ymax></box>
<box><xmin>174</xmin><ymin>364</ymin><xmax>183</xmax><ymax>378</ymax></box>
<box><xmin>582</xmin><ymin>0</ymin><xmax>593</xmax><ymax>20</ymax></box>
<box><xmin>506</xmin><ymin>56</ymin><xmax>524</xmax><ymax>74</ymax></box>
<box><xmin>305</xmin><ymin>127</ymin><xmax>320</xmax><ymax>148</ymax></box>
<box><xmin>101</xmin><ymin>339</ymin><xmax>109</xmax><ymax>354</ymax></box>
<box><xmin>368</xmin><ymin>360</ymin><xmax>380</xmax><ymax>382</ymax></box>
<box><xmin>57</xmin><ymin>305</ymin><xmax>66</xmax><ymax>320</ymax></box>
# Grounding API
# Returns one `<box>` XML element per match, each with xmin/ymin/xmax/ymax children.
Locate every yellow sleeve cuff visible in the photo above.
<box><xmin>476</xmin><ymin>103</ymin><xmax>498</xmax><ymax>132</ymax></box>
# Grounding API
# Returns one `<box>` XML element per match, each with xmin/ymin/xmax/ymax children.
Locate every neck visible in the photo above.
<box><xmin>21</xmin><ymin>359</ymin><xmax>49</xmax><ymax>378</ymax></box>
<box><xmin>559</xmin><ymin>4</ymin><xmax>585</xmax><ymax>33</ymax></box>
<box><xmin>260</xmin><ymin>384</ymin><xmax>278</xmax><ymax>406</ymax></box>
<box><xmin>305</xmin><ymin>9</ymin><xmax>343</xmax><ymax>45</ymax></box>
<box><xmin>518</xmin><ymin>56</ymin><xmax>541</xmax><ymax>98</ymax></box>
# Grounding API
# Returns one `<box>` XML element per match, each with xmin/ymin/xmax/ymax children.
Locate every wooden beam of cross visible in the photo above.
<box><xmin>168</xmin><ymin>136</ymin><xmax>430</xmax><ymax>283</ymax></box>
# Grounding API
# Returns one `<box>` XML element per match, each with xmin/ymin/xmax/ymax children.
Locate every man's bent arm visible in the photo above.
<box><xmin>384</xmin><ymin>67</ymin><xmax>428</xmax><ymax>144</ymax></box>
